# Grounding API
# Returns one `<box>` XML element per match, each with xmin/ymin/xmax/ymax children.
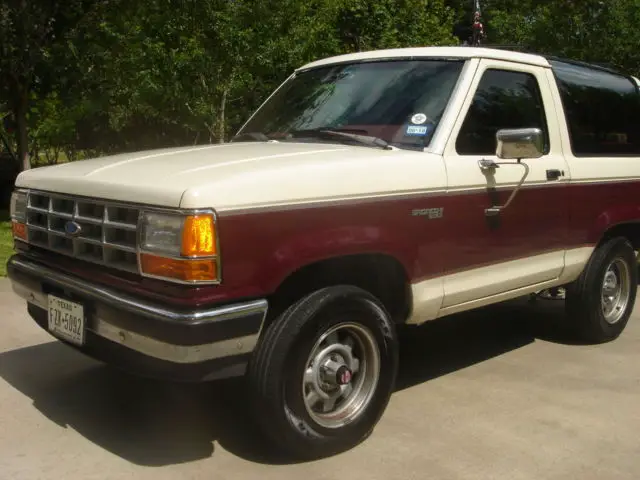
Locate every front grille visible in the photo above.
<box><xmin>25</xmin><ymin>191</ymin><xmax>140</xmax><ymax>273</ymax></box>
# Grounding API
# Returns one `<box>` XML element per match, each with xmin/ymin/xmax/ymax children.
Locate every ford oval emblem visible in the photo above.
<box><xmin>64</xmin><ymin>221</ymin><xmax>82</xmax><ymax>236</ymax></box>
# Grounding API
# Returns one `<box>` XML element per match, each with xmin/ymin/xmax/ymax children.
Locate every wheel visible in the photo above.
<box><xmin>565</xmin><ymin>237</ymin><xmax>638</xmax><ymax>343</ymax></box>
<box><xmin>247</xmin><ymin>285</ymin><xmax>398</xmax><ymax>459</ymax></box>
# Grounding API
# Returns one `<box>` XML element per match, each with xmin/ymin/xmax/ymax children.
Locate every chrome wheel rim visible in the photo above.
<box><xmin>302</xmin><ymin>322</ymin><xmax>380</xmax><ymax>429</ymax></box>
<box><xmin>601</xmin><ymin>258</ymin><xmax>631</xmax><ymax>325</ymax></box>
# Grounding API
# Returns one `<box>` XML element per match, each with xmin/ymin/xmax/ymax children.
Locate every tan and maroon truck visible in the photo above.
<box><xmin>7</xmin><ymin>46</ymin><xmax>640</xmax><ymax>458</ymax></box>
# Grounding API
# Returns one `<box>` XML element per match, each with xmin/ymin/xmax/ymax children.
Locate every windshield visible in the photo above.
<box><xmin>235</xmin><ymin>59</ymin><xmax>464</xmax><ymax>150</ymax></box>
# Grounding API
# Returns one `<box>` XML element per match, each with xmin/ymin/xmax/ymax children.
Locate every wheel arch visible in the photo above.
<box><xmin>596</xmin><ymin>220</ymin><xmax>640</xmax><ymax>251</ymax></box>
<box><xmin>265</xmin><ymin>253</ymin><xmax>413</xmax><ymax>326</ymax></box>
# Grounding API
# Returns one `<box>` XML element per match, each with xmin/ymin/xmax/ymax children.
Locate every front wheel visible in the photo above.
<box><xmin>565</xmin><ymin>237</ymin><xmax>638</xmax><ymax>343</ymax></box>
<box><xmin>247</xmin><ymin>285</ymin><xmax>399</xmax><ymax>459</ymax></box>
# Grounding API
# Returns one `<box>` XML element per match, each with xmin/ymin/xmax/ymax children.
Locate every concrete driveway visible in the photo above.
<box><xmin>1</xmin><ymin>278</ymin><xmax>639</xmax><ymax>480</ymax></box>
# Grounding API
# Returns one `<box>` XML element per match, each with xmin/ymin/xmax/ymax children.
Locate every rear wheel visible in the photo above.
<box><xmin>565</xmin><ymin>237</ymin><xmax>637</xmax><ymax>343</ymax></box>
<box><xmin>247</xmin><ymin>285</ymin><xmax>398</xmax><ymax>459</ymax></box>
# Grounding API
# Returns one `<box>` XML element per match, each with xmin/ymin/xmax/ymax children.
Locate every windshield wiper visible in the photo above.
<box><xmin>289</xmin><ymin>128</ymin><xmax>393</xmax><ymax>150</ymax></box>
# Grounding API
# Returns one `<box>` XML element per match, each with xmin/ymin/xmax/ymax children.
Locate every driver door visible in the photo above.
<box><xmin>440</xmin><ymin>59</ymin><xmax>570</xmax><ymax>310</ymax></box>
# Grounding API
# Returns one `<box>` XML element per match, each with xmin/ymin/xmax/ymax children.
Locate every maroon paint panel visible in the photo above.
<box><xmin>216</xmin><ymin>183</ymin><xmax>570</xmax><ymax>296</ymax></box>
<box><xmin>20</xmin><ymin>180</ymin><xmax>640</xmax><ymax>308</ymax></box>
<box><xmin>432</xmin><ymin>184</ymin><xmax>570</xmax><ymax>276</ymax></box>
<box><xmin>567</xmin><ymin>180</ymin><xmax>640</xmax><ymax>245</ymax></box>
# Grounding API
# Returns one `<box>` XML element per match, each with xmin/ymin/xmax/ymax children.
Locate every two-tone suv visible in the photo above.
<box><xmin>7</xmin><ymin>46</ymin><xmax>640</xmax><ymax>458</ymax></box>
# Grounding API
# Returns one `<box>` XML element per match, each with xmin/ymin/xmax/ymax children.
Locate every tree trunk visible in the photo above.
<box><xmin>14</xmin><ymin>89</ymin><xmax>30</xmax><ymax>171</ymax></box>
<box><xmin>218</xmin><ymin>85</ymin><xmax>229</xmax><ymax>144</ymax></box>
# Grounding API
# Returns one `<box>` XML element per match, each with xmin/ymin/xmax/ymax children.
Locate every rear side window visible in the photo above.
<box><xmin>456</xmin><ymin>68</ymin><xmax>550</xmax><ymax>156</ymax></box>
<box><xmin>551</xmin><ymin>60</ymin><xmax>640</xmax><ymax>156</ymax></box>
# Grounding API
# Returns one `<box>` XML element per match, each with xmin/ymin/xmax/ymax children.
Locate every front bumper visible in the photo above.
<box><xmin>7</xmin><ymin>255</ymin><xmax>268</xmax><ymax>382</ymax></box>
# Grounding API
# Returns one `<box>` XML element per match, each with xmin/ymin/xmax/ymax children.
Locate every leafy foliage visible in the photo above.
<box><xmin>1</xmin><ymin>0</ymin><xmax>640</xmax><ymax>171</ymax></box>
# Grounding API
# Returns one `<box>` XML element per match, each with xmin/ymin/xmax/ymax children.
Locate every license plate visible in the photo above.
<box><xmin>48</xmin><ymin>295</ymin><xmax>85</xmax><ymax>346</ymax></box>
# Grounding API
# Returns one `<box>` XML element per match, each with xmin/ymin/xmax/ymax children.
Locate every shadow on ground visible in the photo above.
<box><xmin>0</xmin><ymin>295</ymin><xmax>575</xmax><ymax>467</ymax></box>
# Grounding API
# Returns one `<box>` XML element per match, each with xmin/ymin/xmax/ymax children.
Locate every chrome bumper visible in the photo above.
<box><xmin>7</xmin><ymin>255</ymin><xmax>268</xmax><ymax>375</ymax></box>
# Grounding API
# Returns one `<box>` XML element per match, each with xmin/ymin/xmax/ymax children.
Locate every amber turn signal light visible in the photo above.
<box><xmin>12</xmin><ymin>222</ymin><xmax>27</xmax><ymax>241</ymax></box>
<box><xmin>181</xmin><ymin>214</ymin><xmax>216</xmax><ymax>257</ymax></box>
<box><xmin>140</xmin><ymin>253</ymin><xmax>218</xmax><ymax>282</ymax></box>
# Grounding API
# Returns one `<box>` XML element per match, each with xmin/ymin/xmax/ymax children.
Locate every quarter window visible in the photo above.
<box><xmin>550</xmin><ymin>60</ymin><xmax>640</xmax><ymax>156</ymax></box>
<box><xmin>456</xmin><ymin>69</ymin><xmax>550</xmax><ymax>156</ymax></box>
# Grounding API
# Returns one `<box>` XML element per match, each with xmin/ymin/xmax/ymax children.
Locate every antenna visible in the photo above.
<box><xmin>470</xmin><ymin>0</ymin><xmax>486</xmax><ymax>46</ymax></box>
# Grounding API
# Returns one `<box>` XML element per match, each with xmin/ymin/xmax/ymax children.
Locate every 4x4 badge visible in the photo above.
<box><xmin>411</xmin><ymin>207</ymin><xmax>444</xmax><ymax>219</ymax></box>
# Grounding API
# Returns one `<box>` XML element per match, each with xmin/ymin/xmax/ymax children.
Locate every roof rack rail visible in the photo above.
<box><xmin>457</xmin><ymin>43</ymin><xmax>535</xmax><ymax>52</ymax></box>
<box><xmin>544</xmin><ymin>55</ymin><xmax>623</xmax><ymax>75</ymax></box>
<box><xmin>477</xmin><ymin>44</ymin><xmax>534</xmax><ymax>52</ymax></box>
<box><xmin>475</xmin><ymin>44</ymin><xmax>626</xmax><ymax>76</ymax></box>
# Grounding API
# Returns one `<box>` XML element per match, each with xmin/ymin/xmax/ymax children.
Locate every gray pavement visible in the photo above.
<box><xmin>1</xmin><ymin>278</ymin><xmax>639</xmax><ymax>480</ymax></box>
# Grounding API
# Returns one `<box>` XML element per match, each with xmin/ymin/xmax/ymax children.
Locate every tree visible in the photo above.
<box><xmin>448</xmin><ymin>0</ymin><xmax>640</xmax><ymax>76</ymax></box>
<box><xmin>335</xmin><ymin>0</ymin><xmax>456</xmax><ymax>52</ymax></box>
<box><xmin>0</xmin><ymin>0</ymin><xmax>464</xmax><ymax>160</ymax></box>
<box><xmin>0</xmin><ymin>0</ymin><xmax>100</xmax><ymax>170</ymax></box>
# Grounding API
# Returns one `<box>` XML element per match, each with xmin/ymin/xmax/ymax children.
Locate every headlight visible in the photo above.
<box><xmin>10</xmin><ymin>190</ymin><xmax>27</xmax><ymax>223</ymax></box>
<box><xmin>139</xmin><ymin>211</ymin><xmax>219</xmax><ymax>283</ymax></box>
<box><xmin>141</xmin><ymin>213</ymin><xmax>184</xmax><ymax>256</ymax></box>
<box><xmin>10</xmin><ymin>190</ymin><xmax>28</xmax><ymax>241</ymax></box>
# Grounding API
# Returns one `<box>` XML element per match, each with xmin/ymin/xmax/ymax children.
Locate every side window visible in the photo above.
<box><xmin>550</xmin><ymin>60</ymin><xmax>640</xmax><ymax>156</ymax></box>
<box><xmin>456</xmin><ymin>69</ymin><xmax>550</xmax><ymax>156</ymax></box>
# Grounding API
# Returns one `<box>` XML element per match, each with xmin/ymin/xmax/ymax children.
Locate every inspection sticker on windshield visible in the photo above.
<box><xmin>410</xmin><ymin>113</ymin><xmax>428</xmax><ymax>125</ymax></box>
<box><xmin>406</xmin><ymin>125</ymin><xmax>429</xmax><ymax>136</ymax></box>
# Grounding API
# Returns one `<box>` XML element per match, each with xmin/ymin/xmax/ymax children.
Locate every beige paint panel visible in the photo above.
<box><xmin>15</xmin><ymin>142</ymin><xmax>447</xmax><ymax>210</ymax></box>
<box><xmin>559</xmin><ymin>246</ymin><xmax>595</xmax><ymax>283</ymax></box>
<box><xmin>440</xmin><ymin>250</ymin><xmax>567</xmax><ymax>308</ymax></box>
<box><xmin>299</xmin><ymin>46</ymin><xmax>551</xmax><ymax>72</ymax></box>
<box><xmin>406</xmin><ymin>277</ymin><xmax>444</xmax><ymax>325</ymax></box>
<box><xmin>436</xmin><ymin>278</ymin><xmax>564</xmax><ymax>318</ymax></box>
<box><xmin>443</xmin><ymin>59</ymin><xmax>570</xmax><ymax>192</ymax></box>
<box><xmin>406</xmin><ymin>246</ymin><xmax>594</xmax><ymax>325</ymax></box>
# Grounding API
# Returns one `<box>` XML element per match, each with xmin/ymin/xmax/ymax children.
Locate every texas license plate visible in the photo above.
<box><xmin>48</xmin><ymin>295</ymin><xmax>85</xmax><ymax>346</ymax></box>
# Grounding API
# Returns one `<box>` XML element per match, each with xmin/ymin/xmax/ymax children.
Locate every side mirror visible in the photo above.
<box><xmin>495</xmin><ymin>128</ymin><xmax>544</xmax><ymax>160</ymax></box>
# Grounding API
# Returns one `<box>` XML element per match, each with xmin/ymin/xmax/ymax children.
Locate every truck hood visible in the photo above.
<box><xmin>16</xmin><ymin>142</ymin><xmax>440</xmax><ymax>211</ymax></box>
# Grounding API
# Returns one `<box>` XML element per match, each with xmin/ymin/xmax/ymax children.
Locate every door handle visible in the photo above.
<box><xmin>546</xmin><ymin>169</ymin><xmax>564</xmax><ymax>181</ymax></box>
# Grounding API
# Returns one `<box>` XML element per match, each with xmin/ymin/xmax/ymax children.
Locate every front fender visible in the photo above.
<box><xmin>263</xmin><ymin>223</ymin><xmax>416</xmax><ymax>292</ymax></box>
<box><xmin>216</xmin><ymin>204</ymin><xmax>431</xmax><ymax>297</ymax></box>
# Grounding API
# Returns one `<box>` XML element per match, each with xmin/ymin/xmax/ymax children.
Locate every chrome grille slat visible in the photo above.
<box><xmin>76</xmin><ymin>237</ymin><xmax>104</xmax><ymax>246</ymax></box>
<box><xmin>27</xmin><ymin>206</ymin><xmax>49</xmax><ymax>214</ymax></box>
<box><xmin>75</xmin><ymin>216</ymin><xmax>103</xmax><ymax>225</ymax></box>
<box><xmin>104</xmin><ymin>220</ymin><xmax>137</xmax><ymax>231</ymax></box>
<box><xmin>50</xmin><ymin>213</ymin><xmax>74</xmax><ymax>220</ymax></box>
<box><xmin>104</xmin><ymin>242</ymin><xmax>136</xmax><ymax>253</ymax></box>
<box><xmin>25</xmin><ymin>224</ymin><xmax>47</xmax><ymax>232</ymax></box>
<box><xmin>24</xmin><ymin>191</ymin><xmax>140</xmax><ymax>274</ymax></box>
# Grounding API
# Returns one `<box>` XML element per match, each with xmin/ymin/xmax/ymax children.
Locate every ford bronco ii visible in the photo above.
<box><xmin>7</xmin><ymin>47</ymin><xmax>640</xmax><ymax>458</ymax></box>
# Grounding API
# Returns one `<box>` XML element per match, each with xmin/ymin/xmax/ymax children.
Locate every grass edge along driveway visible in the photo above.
<box><xmin>0</xmin><ymin>211</ymin><xmax>12</xmax><ymax>276</ymax></box>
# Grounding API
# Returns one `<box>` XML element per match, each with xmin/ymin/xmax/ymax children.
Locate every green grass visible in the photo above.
<box><xmin>0</xmin><ymin>211</ymin><xmax>12</xmax><ymax>276</ymax></box>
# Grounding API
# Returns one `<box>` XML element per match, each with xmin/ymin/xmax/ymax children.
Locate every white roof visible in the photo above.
<box><xmin>297</xmin><ymin>46</ymin><xmax>551</xmax><ymax>71</ymax></box>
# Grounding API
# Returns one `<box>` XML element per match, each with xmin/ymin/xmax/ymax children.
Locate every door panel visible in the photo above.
<box><xmin>441</xmin><ymin>59</ymin><xmax>570</xmax><ymax>308</ymax></box>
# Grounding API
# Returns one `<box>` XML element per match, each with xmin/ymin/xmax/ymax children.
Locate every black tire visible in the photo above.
<box><xmin>247</xmin><ymin>285</ymin><xmax>399</xmax><ymax>460</ymax></box>
<box><xmin>565</xmin><ymin>237</ymin><xmax>638</xmax><ymax>343</ymax></box>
